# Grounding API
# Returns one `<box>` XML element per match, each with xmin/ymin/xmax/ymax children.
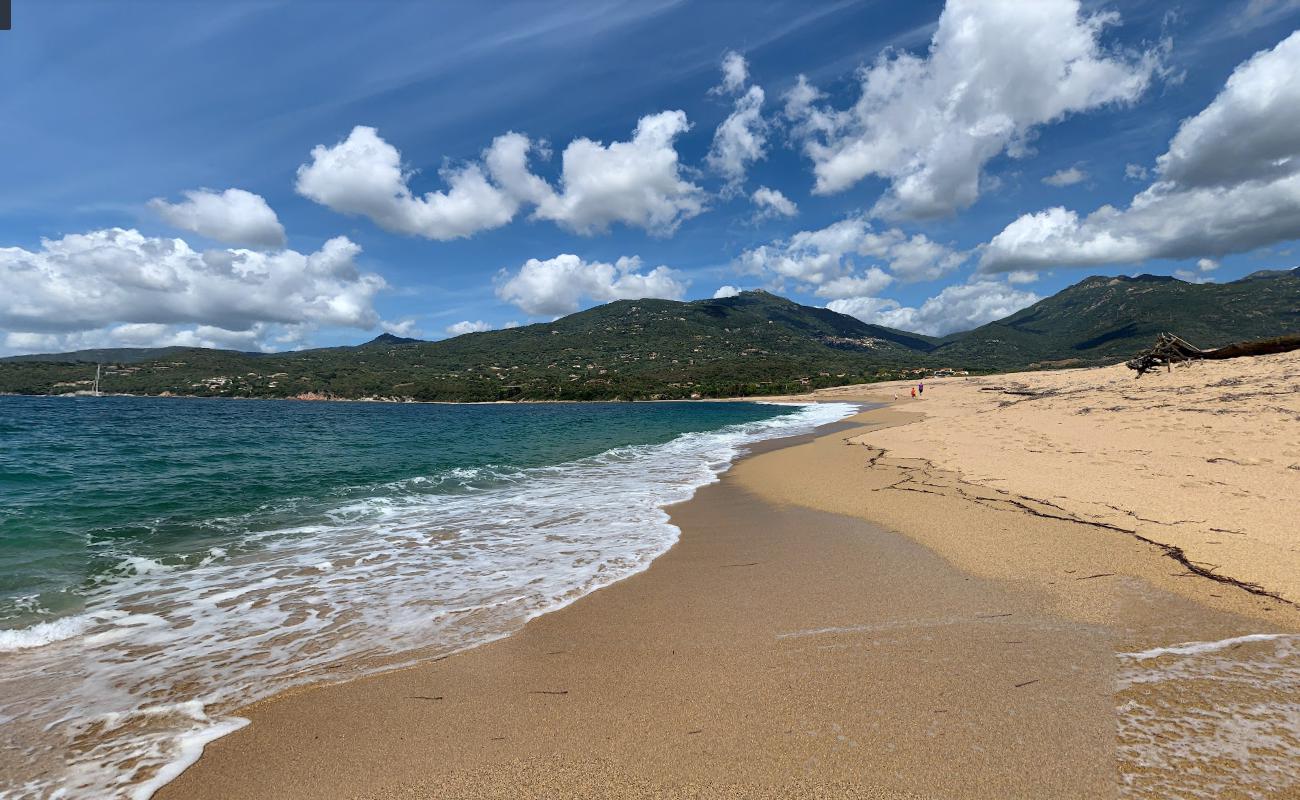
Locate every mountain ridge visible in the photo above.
<box><xmin>2</xmin><ymin>270</ymin><xmax>1297</xmax><ymax>401</ymax></box>
<box><xmin>929</xmin><ymin>268</ymin><xmax>1300</xmax><ymax>369</ymax></box>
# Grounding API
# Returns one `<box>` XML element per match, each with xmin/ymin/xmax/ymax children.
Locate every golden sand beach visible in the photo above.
<box><xmin>805</xmin><ymin>348</ymin><xmax>1300</xmax><ymax>609</ymax></box>
<box><xmin>161</xmin><ymin>354</ymin><xmax>1300</xmax><ymax>799</ymax></box>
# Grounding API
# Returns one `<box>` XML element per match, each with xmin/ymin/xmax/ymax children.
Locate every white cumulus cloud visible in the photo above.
<box><xmin>1043</xmin><ymin>166</ymin><xmax>1088</xmax><ymax>187</ymax></box>
<box><xmin>496</xmin><ymin>253</ymin><xmax>687</xmax><ymax>317</ymax></box>
<box><xmin>149</xmin><ymin>188</ymin><xmax>286</xmax><ymax>249</ymax></box>
<box><xmin>1157</xmin><ymin>32</ymin><xmax>1300</xmax><ymax>189</ymax></box>
<box><xmin>1173</xmin><ymin>257</ymin><xmax>1223</xmax><ymax>284</ymax></box>
<box><xmin>712</xmin><ymin>285</ymin><xmax>741</xmax><ymax>298</ymax></box>
<box><xmin>445</xmin><ymin>320</ymin><xmax>494</xmax><ymax>336</ymax></box>
<box><xmin>750</xmin><ymin>186</ymin><xmax>798</xmax><ymax>219</ymax></box>
<box><xmin>707</xmin><ymin>85</ymin><xmax>767</xmax><ymax>193</ymax></box>
<box><xmin>981</xmin><ymin>30</ymin><xmax>1300</xmax><ymax>272</ymax></box>
<box><xmin>0</xmin><ymin>228</ymin><xmax>384</xmax><ymax>353</ymax></box>
<box><xmin>813</xmin><ymin>269</ymin><xmax>894</xmax><ymax>300</ymax></box>
<box><xmin>1173</xmin><ymin>269</ymin><xmax>1214</xmax><ymax>284</ymax></box>
<box><xmin>739</xmin><ymin>217</ymin><xmax>875</xmax><ymax>287</ymax></box>
<box><xmin>738</xmin><ymin>215</ymin><xmax>964</xmax><ymax>292</ymax></box>
<box><xmin>828</xmin><ymin>279</ymin><xmax>1040</xmax><ymax>336</ymax></box>
<box><xmin>533</xmin><ymin>111</ymin><xmax>706</xmax><ymax>235</ymax></box>
<box><xmin>706</xmin><ymin>52</ymin><xmax>768</xmax><ymax>193</ymax></box>
<box><xmin>823</xmin><ymin>296</ymin><xmax>915</xmax><ymax>331</ymax></box>
<box><xmin>295</xmin><ymin>126</ymin><xmax>533</xmax><ymax>240</ymax></box>
<box><xmin>861</xmin><ymin>229</ymin><xmax>967</xmax><ymax>282</ymax></box>
<box><xmin>298</xmin><ymin>116</ymin><xmax>704</xmax><ymax>239</ymax></box>
<box><xmin>381</xmin><ymin>318</ymin><xmax>421</xmax><ymax>338</ymax></box>
<box><xmin>784</xmin><ymin>0</ymin><xmax>1163</xmax><ymax>219</ymax></box>
<box><xmin>3</xmin><ymin>323</ymin><xmax>275</xmax><ymax>355</ymax></box>
<box><xmin>715</xmin><ymin>50</ymin><xmax>749</xmax><ymax>95</ymax></box>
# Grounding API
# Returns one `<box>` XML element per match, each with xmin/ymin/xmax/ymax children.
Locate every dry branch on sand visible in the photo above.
<box><xmin>1126</xmin><ymin>333</ymin><xmax>1300</xmax><ymax>377</ymax></box>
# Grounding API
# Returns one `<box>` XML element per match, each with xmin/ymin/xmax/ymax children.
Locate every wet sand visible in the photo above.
<box><xmin>161</xmin><ymin>386</ymin><xmax>1300</xmax><ymax>798</ymax></box>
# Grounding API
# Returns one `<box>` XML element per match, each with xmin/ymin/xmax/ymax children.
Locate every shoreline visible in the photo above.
<box><xmin>1</xmin><ymin>398</ymin><xmax>856</xmax><ymax>800</ymax></box>
<box><xmin>0</xmin><ymin>390</ymin><xmax>849</xmax><ymax>405</ymax></box>
<box><xmin>159</xmin><ymin>376</ymin><xmax>1300</xmax><ymax>799</ymax></box>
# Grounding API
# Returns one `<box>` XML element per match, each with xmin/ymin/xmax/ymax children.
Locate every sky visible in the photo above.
<box><xmin>2</xmin><ymin>0</ymin><xmax>1300</xmax><ymax>355</ymax></box>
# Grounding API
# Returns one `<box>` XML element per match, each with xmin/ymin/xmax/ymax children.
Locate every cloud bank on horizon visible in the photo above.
<box><xmin>2</xmin><ymin>0</ymin><xmax>1299</xmax><ymax>353</ymax></box>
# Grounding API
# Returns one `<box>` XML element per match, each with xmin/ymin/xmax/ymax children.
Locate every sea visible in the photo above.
<box><xmin>0</xmin><ymin>395</ymin><xmax>858</xmax><ymax>799</ymax></box>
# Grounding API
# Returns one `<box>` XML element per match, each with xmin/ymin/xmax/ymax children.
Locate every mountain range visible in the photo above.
<box><xmin>3</xmin><ymin>269</ymin><xmax>1297</xmax><ymax>401</ymax></box>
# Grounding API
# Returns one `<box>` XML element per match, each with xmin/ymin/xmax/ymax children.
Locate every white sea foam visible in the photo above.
<box><xmin>195</xmin><ymin>547</ymin><xmax>226</xmax><ymax>568</ymax></box>
<box><xmin>0</xmin><ymin>401</ymin><xmax>858</xmax><ymax>799</ymax></box>
<box><xmin>1121</xmin><ymin>632</ymin><xmax>1289</xmax><ymax>662</ymax></box>
<box><xmin>113</xmin><ymin>557</ymin><xmax>175</xmax><ymax>578</ymax></box>
<box><xmin>1117</xmin><ymin>633</ymin><xmax>1300</xmax><ymax>799</ymax></box>
<box><xmin>0</xmin><ymin>615</ymin><xmax>96</xmax><ymax>651</ymax></box>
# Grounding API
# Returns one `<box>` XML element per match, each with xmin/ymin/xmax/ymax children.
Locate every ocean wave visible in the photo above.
<box><xmin>0</xmin><ymin>614</ymin><xmax>96</xmax><ymax>651</ymax></box>
<box><xmin>0</xmin><ymin>401</ymin><xmax>858</xmax><ymax>799</ymax></box>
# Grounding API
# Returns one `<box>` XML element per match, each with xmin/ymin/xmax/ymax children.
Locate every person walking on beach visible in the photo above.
<box><xmin>918</xmin><ymin>380</ymin><xmax>925</xmax><ymax>397</ymax></box>
<box><xmin>910</xmin><ymin>387</ymin><xmax>916</xmax><ymax>399</ymax></box>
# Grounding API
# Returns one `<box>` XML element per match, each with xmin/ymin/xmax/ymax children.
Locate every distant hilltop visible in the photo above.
<box><xmin>2</xmin><ymin>269</ymin><xmax>1298</xmax><ymax>402</ymax></box>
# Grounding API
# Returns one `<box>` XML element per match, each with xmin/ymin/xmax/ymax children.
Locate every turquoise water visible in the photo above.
<box><xmin>0</xmin><ymin>395</ymin><xmax>857</xmax><ymax>798</ymax></box>
<box><xmin>0</xmin><ymin>395</ymin><xmax>797</xmax><ymax>629</ymax></box>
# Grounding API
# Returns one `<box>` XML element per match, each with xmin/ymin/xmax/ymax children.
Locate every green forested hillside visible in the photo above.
<box><xmin>930</xmin><ymin>269</ymin><xmax>1300</xmax><ymax>368</ymax></box>
<box><xmin>0</xmin><ymin>292</ymin><xmax>937</xmax><ymax>401</ymax></box>
<box><xmin>2</xmin><ymin>270</ymin><xmax>1297</xmax><ymax>401</ymax></box>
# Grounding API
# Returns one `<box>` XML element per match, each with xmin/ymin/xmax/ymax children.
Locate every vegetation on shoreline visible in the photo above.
<box><xmin>3</xmin><ymin>270</ymin><xmax>1297</xmax><ymax>402</ymax></box>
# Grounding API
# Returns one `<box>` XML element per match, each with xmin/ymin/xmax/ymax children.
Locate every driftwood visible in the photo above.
<box><xmin>1126</xmin><ymin>332</ymin><xmax>1300</xmax><ymax>377</ymax></box>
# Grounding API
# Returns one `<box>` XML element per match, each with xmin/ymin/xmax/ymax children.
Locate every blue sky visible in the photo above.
<box><xmin>2</xmin><ymin>0</ymin><xmax>1300</xmax><ymax>353</ymax></box>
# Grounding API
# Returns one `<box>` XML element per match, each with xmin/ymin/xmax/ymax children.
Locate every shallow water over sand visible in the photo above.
<box><xmin>1117</xmin><ymin>633</ymin><xmax>1300</xmax><ymax>799</ymax></box>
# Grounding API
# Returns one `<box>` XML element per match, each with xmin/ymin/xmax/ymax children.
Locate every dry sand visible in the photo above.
<box><xmin>160</xmin><ymin>355</ymin><xmax>1300</xmax><ymax>799</ymax></box>
<box><xmin>797</xmin><ymin>348</ymin><xmax>1300</xmax><ymax>609</ymax></box>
